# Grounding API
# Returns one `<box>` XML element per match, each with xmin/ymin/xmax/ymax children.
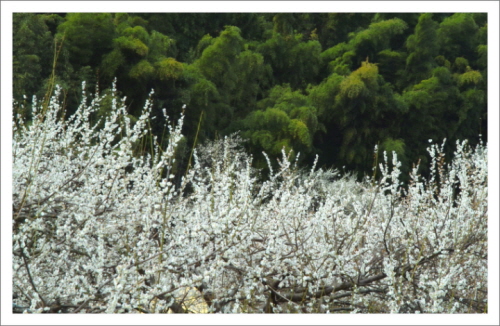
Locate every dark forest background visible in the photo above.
<box><xmin>13</xmin><ymin>13</ymin><xmax>488</xmax><ymax>181</ymax></box>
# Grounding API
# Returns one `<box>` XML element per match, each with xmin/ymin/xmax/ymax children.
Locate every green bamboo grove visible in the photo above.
<box><xmin>13</xmin><ymin>13</ymin><xmax>487</xmax><ymax>179</ymax></box>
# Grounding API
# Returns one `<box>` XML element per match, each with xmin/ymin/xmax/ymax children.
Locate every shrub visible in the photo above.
<box><xmin>12</xmin><ymin>84</ymin><xmax>487</xmax><ymax>313</ymax></box>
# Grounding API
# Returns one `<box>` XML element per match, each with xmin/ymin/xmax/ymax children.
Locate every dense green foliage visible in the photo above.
<box><xmin>13</xmin><ymin>13</ymin><xmax>487</xmax><ymax>179</ymax></box>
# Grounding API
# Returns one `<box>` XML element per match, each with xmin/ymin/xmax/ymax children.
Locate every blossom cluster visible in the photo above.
<box><xmin>12</xmin><ymin>85</ymin><xmax>487</xmax><ymax>313</ymax></box>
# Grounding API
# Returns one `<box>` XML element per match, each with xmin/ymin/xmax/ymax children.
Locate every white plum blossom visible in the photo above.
<box><xmin>12</xmin><ymin>84</ymin><xmax>487</xmax><ymax>314</ymax></box>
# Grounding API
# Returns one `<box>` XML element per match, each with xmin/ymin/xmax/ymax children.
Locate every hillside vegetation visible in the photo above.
<box><xmin>13</xmin><ymin>13</ymin><xmax>488</xmax><ymax>178</ymax></box>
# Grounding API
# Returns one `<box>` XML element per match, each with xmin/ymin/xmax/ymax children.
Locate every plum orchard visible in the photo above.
<box><xmin>12</xmin><ymin>85</ymin><xmax>487</xmax><ymax>313</ymax></box>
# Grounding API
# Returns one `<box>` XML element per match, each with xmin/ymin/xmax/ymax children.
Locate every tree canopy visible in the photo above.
<box><xmin>13</xmin><ymin>12</ymin><xmax>487</xmax><ymax>179</ymax></box>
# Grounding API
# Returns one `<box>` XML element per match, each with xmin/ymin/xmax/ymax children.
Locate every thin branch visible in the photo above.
<box><xmin>21</xmin><ymin>249</ymin><xmax>46</xmax><ymax>307</ymax></box>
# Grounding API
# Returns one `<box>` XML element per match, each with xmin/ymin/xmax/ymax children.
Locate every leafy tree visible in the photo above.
<box><xmin>402</xmin><ymin>66</ymin><xmax>463</xmax><ymax>171</ymax></box>
<box><xmin>194</xmin><ymin>26</ymin><xmax>244</xmax><ymax>93</ymax></box>
<box><xmin>310</xmin><ymin>60</ymin><xmax>407</xmax><ymax>176</ymax></box>
<box><xmin>376</xmin><ymin>49</ymin><xmax>407</xmax><ymax>90</ymax></box>
<box><xmin>257</xmin><ymin>30</ymin><xmax>322</xmax><ymax>89</ymax></box>
<box><xmin>320</xmin><ymin>18</ymin><xmax>408</xmax><ymax>84</ymax></box>
<box><xmin>57</xmin><ymin>13</ymin><xmax>115</xmax><ymax>69</ymax></box>
<box><xmin>454</xmin><ymin>64</ymin><xmax>486</xmax><ymax>144</ymax></box>
<box><xmin>182</xmin><ymin>26</ymin><xmax>242</xmax><ymax>141</ymax></box>
<box><xmin>13</xmin><ymin>13</ymin><xmax>54</xmax><ymax>112</ymax></box>
<box><xmin>437</xmin><ymin>13</ymin><xmax>479</xmax><ymax>63</ymax></box>
<box><xmin>306</xmin><ymin>73</ymin><xmax>345</xmax><ymax>166</ymax></box>
<box><xmin>474</xmin><ymin>22</ymin><xmax>488</xmax><ymax>141</ymax></box>
<box><xmin>241</xmin><ymin>84</ymin><xmax>323</xmax><ymax>166</ymax></box>
<box><xmin>405</xmin><ymin>13</ymin><xmax>440</xmax><ymax>87</ymax></box>
<box><xmin>99</xmin><ymin>13</ymin><xmax>179</xmax><ymax>118</ymax></box>
<box><xmin>317</xmin><ymin>13</ymin><xmax>373</xmax><ymax>49</ymax></box>
<box><xmin>229</xmin><ymin>49</ymin><xmax>271</xmax><ymax>117</ymax></box>
<box><xmin>155</xmin><ymin>57</ymin><xmax>184</xmax><ymax>82</ymax></box>
<box><xmin>371</xmin><ymin>13</ymin><xmax>420</xmax><ymax>49</ymax></box>
<box><xmin>320</xmin><ymin>42</ymin><xmax>355</xmax><ymax>77</ymax></box>
<box><xmin>182</xmin><ymin>26</ymin><xmax>269</xmax><ymax>144</ymax></box>
<box><xmin>272</xmin><ymin>13</ymin><xmax>296</xmax><ymax>36</ymax></box>
<box><xmin>141</xmin><ymin>13</ymin><xmax>271</xmax><ymax>63</ymax></box>
<box><xmin>178</xmin><ymin>64</ymin><xmax>220</xmax><ymax>143</ymax></box>
<box><xmin>349</xmin><ymin>18</ymin><xmax>408</xmax><ymax>67</ymax></box>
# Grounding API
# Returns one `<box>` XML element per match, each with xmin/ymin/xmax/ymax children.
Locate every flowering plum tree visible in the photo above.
<box><xmin>12</xmin><ymin>83</ymin><xmax>487</xmax><ymax>313</ymax></box>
